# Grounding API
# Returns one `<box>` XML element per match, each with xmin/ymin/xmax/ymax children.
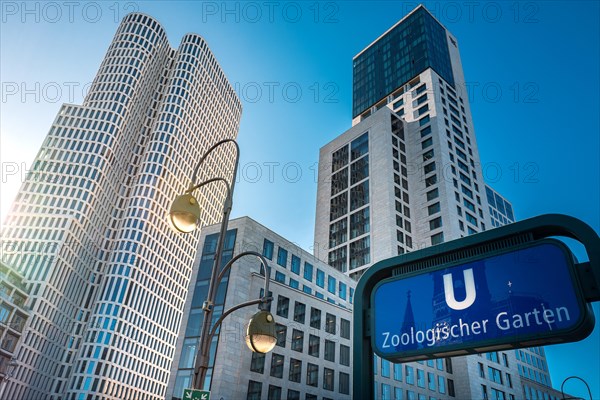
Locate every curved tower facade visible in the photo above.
<box><xmin>1</xmin><ymin>13</ymin><xmax>241</xmax><ymax>400</ymax></box>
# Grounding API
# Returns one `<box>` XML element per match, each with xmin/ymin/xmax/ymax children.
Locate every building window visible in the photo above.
<box><xmin>289</xmin><ymin>358</ymin><xmax>302</xmax><ymax>382</ymax></box>
<box><xmin>329</xmin><ymin>218</ymin><xmax>348</xmax><ymax>248</ymax></box>
<box><xmin>448</xmin><ymin>379</ymin><xmax>455</xmax><ymax>397</ymax></box>
<box><xmin>270</xmin><ymin>354</ymin><xmax>284</xmax><ymax>378</ymax></box>
<box><xmin>307</xmin><ymin>363</ymin><xmax>319</xmax><ymax>387</ymax></box>
<box><xmin>431</xmin><ymin>232</ymin><xmax>444</xmax><ymax>245</ymax></box>
<box><xmin>424</xmin><ymin>161</ymin><xmax>436</xmax><ymax>174</ymax></box>
<box><xmin>289</xmin><ymin>279</ymin><xmax>299</xmax><ymax>289</ymax></box>
<box><xmin>479</xmin><ymin>362</ymin><xmax>485</xmax><ymax>378</ymax></box>
<box><xmin>277</xmin><ymin>247</ymin><xmax>288</xmax><ymax>267</ymax></box>
<box><xmin>340</xmin><ymin>344</ymin><xmax>350</xmax><ymax>366</ymax></box>
<box><xmin>428</xmin><ymin>202</ymin><xmax>440</xmax><ymax>215</ymax></box>
<box><xmin>488</xmin><ymin>366</ymin><xmax>503</xmax><ymax>384</ymax></box>
<box><xmin>394</xmin><ymin>363</ymin><xmax>402</xmax><ymax>381</ymax></box>
<box><xmin>351</xmin><ymin>154</ymin><xmax>369</xmax><ymax>184</ymax></box>
<box><xmin>381</xmin><ymin>359</ymin><xmax>391</xmax><ymax>378</ymax></box>
<box><xmin>325</xmin><ymin>313</ymin><xmax>336</xmax><ymax>334</ymax></box>
<box><xmin>429</xmin><ymin>217</ymin><xmax>442</xmax><ymax>230</ymax></box>
<box><xmin>309</xmin><ymin>335</ymin><xmax>320</xmax><ymax>357</ymax></box>
<box><xmin>275</xmin><ymin>324</ymin><xmax>287</xmax><ymax>347</ymax></box>
<box><xmin>349</xmin><ymin>207</ymin><xmax>370</xmax><ymax>239</ymax></box>
<box><xmin>417</xmin><ymin>369</ymin><xmax>425</xmax><ymax>388</ymax></box>
<box><xmin>291</xmin><ymin>329</ymin><xmax>304</xmax><ymax>352</ymax></box>
<box><xmin>426</xmin><ymin>188</ymin><xmax>439</xmax><ymax>201</ymax></box>
<box><xmin>423</xmin><ymin>149</ymin><xmax>434</xmax><ymax>161</ymax></box>
<box><xmin>287</xmin><ymin>390</ymin><xmax>300</xmax><ymax>400</ymax></box>
<box><xmin>428</xmin><ymin>372</ymin><xmax>436</xmax><ymax>391</ymax></box>
<box><xmin>262</xmin><ymin>239</ymin><xmax>274</xmax><ymax>260</ymax></box>
<box><xmin>340</xmin><ymin>318</ymin><xmax>351</xmax><ymax>339</ymax></box>
<box><xmin>332</xmin><ymin>145</ymin><xmax>349</xmax><ymax>172</ymax></box>
<box><xmin>275</xmin><ymin>271</ymin><xmax>285</xmax><ymax>283</ymax></box>
<box><xmin>303</xmin><ymin>262</ymin><xmax>313</xmax><ymax>281</ymax></box>
<box><xmin>310</xmin><ymin>308</ymin><xmax>321</xmax><ymax>329</ymax></box>
<box><xmin>438</xmin><ymin>376</ymin><xmax>446</xmax><ymax>394</ymax></box>
<box><xmin>316</xmin><ymin>269</ymin><xmax>325</xmax><ymax>288</ymax></box>
<box><xmin>330</xmin><ymin>192</ymin><xmax>348</xmax><ymax>220</ymax></box>
<box><xmin>406</xmin><ymin>366</ymin><xmax>414</xmax><ymax>384</ymax></box>
<box><xmin>420</xmin><ymin>125</ymin><xmax>432</xmax><ymax>137</ymax></box>
<box><xmin>339</xmin><ymin>372</ymin><xmax>350</xmax><ymax>395</ymax></box>
<box><xmin>425</xmin><ymin>175</ymin><xmax>437</xmax><ymax>187</ymax></box>
<box><xmin>250</xmin><ymin>352</ymin><xmax>265</xmax><ymax>373</ymax></box>
<box><xmin>331</xmin><ymin>167</ymin><xmax>349</xmax><ymax>196</ymax></box>
<box><xmin>328</xmin><ymin>246</ymin><xmax>347</xmax><ymax>273</ymax></box>
<box><xmin>349</xmin><ymin>236</ymin><xmax>370</xmax><ymax>269</ymax></box>
<box><xmin>323</xmin><ymin>367</ymin><xmax>335</xmax><ymax>391</ymax></box>
<box><xmin>293</xmin><ymin>302</ymin><xmax>306</xmax><ymax>324</ymax></box>
<box><xmin>276</xmin><ymin>296</ymin><xmax>289</xmax><ymax>318</ymax></box>
<box><xmin>350</xmin><ymin>180</ymin><xmax>369</xmax><ymax>211</ymax></box>
<box><xmin>324</xmin><ymin>340</ymin><xmax>335</xmax><ymax>362</ymax></box>
<box><xmin>421</xmin><ymin>137</ymin><xmax>433</xmax><ymax>149</ymax></box>
<box><xmin>247</xmin><ymin>380</ymin><xmax>262</xmax><ymax>400</ymax></box>
<box><xmin>267</xmin><ymin>385</ymin><xmax>282</xmax><ymax>400</ymax></box>
<box><xmin>327</xmin><ymin>276</ymin><xmax>336</xmax><ymax>294</ymax></box>
<box><xmin>291</xmin><ymin>255</ymin><xmax>301</xmax><ymax>274</ymax></box>
<box><xmin>481</xmin><ymin>385</ymin><xmax>488</xmax><ymax>400</ymax></box>
<box><xmin>351</xmin><ymin>132</ymin><xmax>369</xmax><ymax>160</ymax></box>
<box><xmin>339</xmin><ymin>281</ymin><xmax>347</xmax><ymax>300</ymax></box>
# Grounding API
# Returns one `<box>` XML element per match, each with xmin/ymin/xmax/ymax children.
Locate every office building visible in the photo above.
<box><xmin>167</xmin><ymin>216</ymin><xmax>355</xmax><ymax>400</ymax></box>
<box><xmin>0</xmin><ymin>13</ymin><xmax>241</xmax><ymax>400</ymax></box>
<box><xmin>314</xmin><ymin>5</ymin><xmax>563</xmax><ymax>400</ymax></box>
<box><xmin>0</xmin><ymin>261</ymin><xmax>29</xmax><ymax>398</ymax></box>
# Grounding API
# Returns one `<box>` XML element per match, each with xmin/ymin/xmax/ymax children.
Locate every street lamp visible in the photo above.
<box><xmin>169</xmin><ymin>138</ymin><xmax>275</xmax><ymax>390</ymax></box>
<box><xmin>560</xmin><ymin>376</ymin><xmax>593</xmax><ymax>400</ymax></box>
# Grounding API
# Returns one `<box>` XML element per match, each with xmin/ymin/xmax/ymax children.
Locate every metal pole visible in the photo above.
<box><xmin>191</xmin><ymin>140</ymin><xmax>240</xmax><ymax>390</ymax></box>
<box><xmin>561</xmin><ymin>376</ymin><xmax>593</xmax><ymax>400</ymax></box>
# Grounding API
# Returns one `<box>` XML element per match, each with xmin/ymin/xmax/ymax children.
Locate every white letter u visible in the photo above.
<box><xmin>443</xmin><ymin>268</ymin><xmax>477</xmax><ymax>310</ymax></box>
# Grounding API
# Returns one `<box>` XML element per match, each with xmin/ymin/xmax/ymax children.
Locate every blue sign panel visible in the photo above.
<box><xmin>372</xmin><ymin>240</ymin><xmax>593</xmax><ymax>361</ymax></box>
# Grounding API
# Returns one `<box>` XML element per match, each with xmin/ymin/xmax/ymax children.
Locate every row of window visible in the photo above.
<box><xmin>329</xmin><ymin>132</ymin><xmax>372</xmax><ymax>272</ymax></box>
<box><xmin>262</xmin><ymin>239</ymin><xmax>354</xmax><ymax>305</ymax></box>
<box><xmin>274</xmin><ymin>296</ymin><xmax>351</xmax><ymax>339</ymax></box>
<box><xmin>249</xmin><ymin>352</ymin><xmax>350</xmax><ymax>394</ymax></box>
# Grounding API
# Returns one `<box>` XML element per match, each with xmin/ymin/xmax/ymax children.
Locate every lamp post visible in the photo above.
<box><xmin>560</xmin><ymin>376</ymin><xmax>593</xmax><ymax>400</ymax></box>
<box><xmin>169</xmin><ymin>139</ymin><xmax>276</xmax><ymax>390</ymax></box>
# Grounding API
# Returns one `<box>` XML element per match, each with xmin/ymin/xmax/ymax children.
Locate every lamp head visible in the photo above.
<box><xmin>168</xmin><ymin>193</ymin><xmax>200</xmax><ymax>233</ymax></box>
<box><xmin>245</xmin><ymin>310</ymin><xmax>277</xmax><ymax>353</ymax></box>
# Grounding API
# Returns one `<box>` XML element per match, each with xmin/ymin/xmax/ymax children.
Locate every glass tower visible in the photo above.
<box><xmin>0</xmin><ymin>13</ymin><xmax>241</xmax><ymax>400</ymax></box>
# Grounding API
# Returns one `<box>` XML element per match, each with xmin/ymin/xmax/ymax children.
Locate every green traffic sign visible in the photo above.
<box><xmin>182</xmin><ymin>388</ymin><xmax>210</xmax><ymax>400</ymax></box>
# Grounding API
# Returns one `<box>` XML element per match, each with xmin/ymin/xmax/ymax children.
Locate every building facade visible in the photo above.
<box><xmin>0</xmin><ymin>261</ymin><xmax>30</xmax><ymax>397</ymax></box>
<box><xmin>314</xmin><ymin>5</ymin><xmax>562</xmax><ymax>400</ymax></box>
<box><xmin>0</xmin><ymin>13</ymin><xmax>241</xmax><ymax>400</ymax></box>
<box><xmin>167</xmin><ymin>217</ymin><xmax>355</xmax><ymax>400</ymax></box>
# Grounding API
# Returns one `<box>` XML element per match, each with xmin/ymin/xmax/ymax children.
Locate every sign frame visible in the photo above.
<box><xmin>369</xmin><ymin>238</ymin><xmax>594</xmax><ymax>362</ymax></box>
<box><xmin>353</xmin><ymin>214</ymin><xmax>600</xmax><ymax>399</ymax></box>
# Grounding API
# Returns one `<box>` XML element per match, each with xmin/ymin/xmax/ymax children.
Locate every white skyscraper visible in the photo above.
<box><xmin>313</xmin><ymin>5</ymin><xmax>562</xmax><ymax>400</ymax></box>
<box><xmin>0</xmin><ymin>13</ymin><xmax>241</xmax><ymax>400</ymax></box>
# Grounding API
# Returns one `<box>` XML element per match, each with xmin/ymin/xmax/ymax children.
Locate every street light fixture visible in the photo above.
<box><xmin>169</xmin><ymin>138</ymin><xmax>275</xmax><ymax>390</ymax></box>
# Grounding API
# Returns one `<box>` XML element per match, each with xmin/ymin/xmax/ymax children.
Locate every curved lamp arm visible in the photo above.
<box><xmin>187</xmin><ymin>177</ymin><xmax>231</xmax><ymax>196</ymax></box>
<box><xmin>191</xmin><ymin>139</ymin><xmax>240</xmax><ymax>189</ymax></box>
<box><xmin>214</xmin><ymin>251</ymin><xmax>272</xmax><ymax>301</ymax></box>
<box><xmin>561</xmin><ymin>376</ymin><xmax>592</xmax><ymax>400</ymax></box>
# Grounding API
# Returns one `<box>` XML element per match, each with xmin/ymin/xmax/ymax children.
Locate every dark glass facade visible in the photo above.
<box><xmin>352</xmin><ymin>6</ymin><xmax>454</xmax><ymax>117</ymax></box>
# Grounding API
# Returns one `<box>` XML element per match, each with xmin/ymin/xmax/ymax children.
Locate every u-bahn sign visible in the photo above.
<box><xmin>372</xmin><ymin>240</ymin><xmax>594</xmax><ymax>362</ymax></box>
<box><xmin>353</xmin><ymin>214</ymin><xmax>600</xmax><ymax>399</ymax></box>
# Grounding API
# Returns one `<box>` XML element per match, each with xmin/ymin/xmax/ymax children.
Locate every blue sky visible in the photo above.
<box><xmin>1</xmin><ymin>1</ymin><xmax>598</xmax><ymax>397</ymax></box>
